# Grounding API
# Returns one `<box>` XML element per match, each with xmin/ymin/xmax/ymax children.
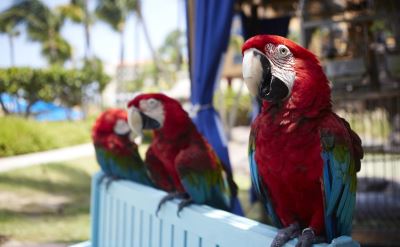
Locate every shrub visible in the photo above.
<box><xmin>0</xmin><ymin>63</ymin><xmax>110</xmax><ymax>117</ymax></box>
<box><xmin>0</xmin><ymin>116</ymin><xmax>93</xmax><ymax>157</ymax></box>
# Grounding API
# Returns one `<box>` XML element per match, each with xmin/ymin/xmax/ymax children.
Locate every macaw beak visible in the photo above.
<box><xmin>242</xmin><ymin>48</ymin><xmax>289</xmax><ymax>103</ymax></box>
<box><xmin>127</xmin><ymin>106</ymin><xmax>161</xmax><ymax>137</ymax></box>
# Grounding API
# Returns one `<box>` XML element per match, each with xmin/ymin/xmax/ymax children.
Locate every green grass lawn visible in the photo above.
<box><xmin>0</xmin><ymin>156</ymin><xmax>99</xmax><ymax>245</ymax></box>
<box><xmin>0</xmin><ymin>116</ymin><xmax>95</xmax><ymax>157</ymax></box>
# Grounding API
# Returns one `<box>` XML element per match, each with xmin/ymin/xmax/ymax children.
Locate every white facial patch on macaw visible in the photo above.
<box><xmin>113</xmin><ymin>119</ymin><xmax>130</xmax><ymax>135</ymax></box>
<box><xmin>139</xmin><ymin>98</ymin><xmax>165</xmax><ymax>128</ymax></box>
<box><xmin>242</xmin><ymin>48</ymin><xmax>264</xmax><ymax>97</ymax></box>
<box><xmin>265</xmin><ymin>43</ymin><xmax>296</xmax><ymax>96</ymax></box>
<box><xmin>127</xmin><ymin>106</ymin><xmax>143</xmax><ymax>138</ymax></box>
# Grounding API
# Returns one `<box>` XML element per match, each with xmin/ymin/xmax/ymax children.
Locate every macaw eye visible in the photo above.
<box><xmin>277</xmin><ymin>45</ymin><xmax>290</xmax><ymax>57</ymax></box>
<box><xmin>147</xmin><ymin>98</ymin><xmax>158</xmax><ymax>108</ymax></box>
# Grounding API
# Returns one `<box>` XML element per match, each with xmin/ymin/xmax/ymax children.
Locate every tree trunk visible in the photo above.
<box><xmin>83</xmin><ymin>0</ymin><xmax>91</xmax><ymax>60</ymax></box>
<box><xmin>25</xmin><ymin>101</ymin><xmax>34</xmax><ymax>118</ymax></box>
<box><xmin>119</xmin><ymin>24</ymin><xmax>125</xmax><ymax>65</ymax></box>
<box><xmin>0</xmin><ymin>96</ymin><xmax>10</xmax><ymax>115</ymax></box>
<box><xmin>8</xmin><ymin>34</ymin><xmax>15</xmax><ymax>66</ymax></box>
<box><xmin>48</xmin><ymin>29</ymin><xmax>58</xmax><ymax>64</ymax></box>
<box><xmin>136</xmin><ymin>1</ymin><xmax>161</xmax><ymax>78</ymax></box>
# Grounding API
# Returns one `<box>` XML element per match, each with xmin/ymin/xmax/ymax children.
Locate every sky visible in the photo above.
<box><xmin>0</xmin><ymin>0</ymin><xmax>186</xmax><ymax>68</ymax></box>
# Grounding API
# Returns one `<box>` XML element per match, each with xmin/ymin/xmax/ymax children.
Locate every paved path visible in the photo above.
<box><xmin>0</xmin><ymin>126</ymin><xmax>251</xmax><ymax>174</ymax></box>
<box><xmin>0</xmin><ymin>143</ymin><xmax>94</xmax><ymax>173</ymax></box>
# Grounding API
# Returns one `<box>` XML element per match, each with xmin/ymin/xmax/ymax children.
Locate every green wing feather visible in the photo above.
<box><xmin>321</xmin><ymin>129</ymin><xmax>359</xmax><ymax>242</ymax></box>
<box><xmin>176</xmin><ymin>148</ymin><xmax>230</xmax><ymax>211</ymax></box>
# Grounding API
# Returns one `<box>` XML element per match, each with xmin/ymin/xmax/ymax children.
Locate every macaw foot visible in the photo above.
<box><xmin>295</xmin><ymin>228</ymin><xmax>325</xmax><ymax>247</ymax></box>
<box><xmin>105</xmin><ymin>175</ymin><xmax>121</xmax><ymax>190</ymax></box>
<box><xmin>177</xmin><ymin>197</ymin><xmax>194</xmax><ymax>217</ymax></box>
<box><xmin>271</xmin><ymin>222</ymin><xmax>300</xmax><ymax>247</ymax></box>
<box><xmin>156</xmin><ymin>192</ymin><xmax>187</xmax><ymax>216</ymax></box>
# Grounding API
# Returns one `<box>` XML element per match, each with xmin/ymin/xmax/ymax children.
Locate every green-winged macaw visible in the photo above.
<box><xmin>92</xmin><ymin>108</ymin><xmax>153</xmax><ymax>186</ymax></box>
<box><xmin>242</xmin><ymin>35</ymin><xmax>363</xmax><ymax>247</ymax></box>
<box><xmin>126</xmin><ymin>93</ymin><xmax>240</xmax><ymax>215</ymax></box>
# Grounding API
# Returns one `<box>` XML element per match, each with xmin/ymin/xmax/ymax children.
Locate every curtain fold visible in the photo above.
<box><xmin>186</xmin><ymin>0</ymin><xmax>243</xmax><ymax>215</ymax></box>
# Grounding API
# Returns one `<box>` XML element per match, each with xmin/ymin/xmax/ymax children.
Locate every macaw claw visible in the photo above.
<box><xmin>177</xmin><ymin>198</ymin><xmax>194</xmax><ymax>217</ymax></box>
<box><xmin>271</xmin><ymin>222</ymin><xmax>300</xmax><ymax>247</ymax></box>
<box><xmin>155</xmin><ymin>192</ymin><xmax>187</xmax><ymax>217</ymax></box>
<box><xmin>105</xmin><ymin>175</ymin><xmax>120</xmax><ymax>190</ymax></box>
<box><xmin>294</xmin><ymin>227</ymin><xmax>324</xmax><ymax>247</ymax></box>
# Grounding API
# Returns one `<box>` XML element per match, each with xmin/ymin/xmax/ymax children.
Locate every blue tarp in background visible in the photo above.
<box><xmin>1</xmin><ymin>93</ymin><xmax>83</xmax><ymax>121</ymax></box>
<box><xmin>186</xmin><ymin>0</ymin><xmax>243</xmax><ymax>215</ymax></box>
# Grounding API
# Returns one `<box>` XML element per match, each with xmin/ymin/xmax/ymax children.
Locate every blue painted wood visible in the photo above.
<box><xmin>90</xmin><ymin>172</ymin><xmax>101</xmax><ymax>247</ymax></box>
<box><xmin>71</xmin><ymin>171</ymin><xmax>360</xmax><ymax>247</ymax></box>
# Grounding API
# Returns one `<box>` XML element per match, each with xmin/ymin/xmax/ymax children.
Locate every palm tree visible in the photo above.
<box><xmin>135</xmin><ymin>0</ymin><xmax>160</xmax><ymax>69</ymax></box>
<box><xmin>96</xmin><ymin>0</ymin><xmax>137</xmax><ymax>64</ymax></box>
<box><xmin>0</xmin><ymin>0</ymin><xmax>71</xmax><ymax>65</ymax></box>
<box><xmin>158</xmin><ymin>29</ymin><xmax>184</xmax><ymax>70</ymax></box>
<box><xmin>0</xmin><ymin>20</ymin><xmax>20</xmax><ymax>66</ymax></box>
<box><xmin>60</xmin><ymin>0</ymin><xmax>92</xmax><ymax>60</ymax></box>
<box><xmin>0</xmin><ymin>4</ymin><xmax>25</xmax><ymax>66</ymax></box>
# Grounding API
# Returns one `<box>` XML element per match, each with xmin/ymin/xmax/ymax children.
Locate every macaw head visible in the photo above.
<box><xmin>92</xmin><ymin>108</ymin><xmax>137</xmax><ymax>155</ymax></box>
<box><xmin>242</xmin><ymin>35</ymin><xmax>331</xmax><ymax>113</ymax></box>
<box><xmin>126</xmin><ymin>93</ymin><xmax>191</xmax><ymax>138</ymax></box>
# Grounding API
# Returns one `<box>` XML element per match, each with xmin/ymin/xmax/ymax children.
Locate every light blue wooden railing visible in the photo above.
<box><xmin>70</xmin><ymin>172</ymin><xmax>359</xmax><ymax>247</ymax></box>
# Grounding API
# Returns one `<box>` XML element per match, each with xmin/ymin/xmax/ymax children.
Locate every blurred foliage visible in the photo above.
<box><xmin>158</xmin><ymin>29</ymin><xmax>185</xmax><ymax>70</ymax></box>
<box><xmin>58</xmin><ymin>3</ymin><xmax>85</xmax><ymax>23</ymax></box>
<box><xmin>214</xmin><ymin>88</ymin><xmax>252</xmax><ymax>126</ymax></box>
<box><xmin>96</xmin><ymin>0</ymin><xmax>137</xmax><ymax>31</ymax></box>
<box><xmin>0</xmin><ymin>116</ymin><xmax>94</xmax><ymax>157</ymax></box>
<box><xmin>0</xmin><ymin>0</ymin><xmax>72</xmax><ymax>65</ymax></box>
<box><xmin>0</xmin><ymin>65</ymin><xmax>110</xmax><ymax>117</ymax></box>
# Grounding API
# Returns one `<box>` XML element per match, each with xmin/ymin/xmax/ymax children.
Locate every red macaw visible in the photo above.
<box><xmin>126</xmin><ymin>93</ymin><xmax>239</xmax><ymax>215</ymax></box>
<box><xmin>242</xmin><ymin>35</ymin><xmax>363</xmax><ymax>247</ymax></box>
<box><xmin>92</xmin><ymin>108</ymin><xmax>153</xmax><ymax>186</ymax></box>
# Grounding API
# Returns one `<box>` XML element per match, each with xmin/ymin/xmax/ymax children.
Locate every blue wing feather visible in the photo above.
<box><xmin>94</xmin><ymin>145</ymin><xmax>154</xmax><ymax>186</ymax></box>
<box><xmin>321</xmin><ymin>132</ymin><xmax>358</xmax><ymax>242</ymax></box>
<box><xmin>94</xmin><ymin>146</ymin><xmax>112</xmax><ymax>174</ymax></box>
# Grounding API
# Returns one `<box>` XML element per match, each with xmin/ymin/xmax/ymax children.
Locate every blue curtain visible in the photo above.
<box><xmin>186</xmin><ymin>0</ymin><xmax>243</xmax><ymax>215</ymax></box>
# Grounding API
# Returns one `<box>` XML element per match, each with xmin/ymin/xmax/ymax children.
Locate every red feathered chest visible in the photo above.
<box><xmin>253</xmin><ymin>113</ymin><xmax>324</xmax><ymax>180</ymax></box>
<box><xmin>253</xmin><ymin>110</ymin><xmax>326</xmax><ymax>229</ymax></box>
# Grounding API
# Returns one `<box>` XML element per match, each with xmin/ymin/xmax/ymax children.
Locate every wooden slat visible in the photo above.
<box><xmin>186</xmin><ymin>232</ymin><xmax>201</xmax><ymax>247</ymax></box>
<box><xmin>122</xmin><ymin>202</ymin><xmax>131</xmax><ymax>247</ymax></box>
<box><xmin>129</xmin><ymin>205</ymin><xmax>136</xmax><ymax>247</ymax></box>
<box><xmin>172</xmin><ymin>225</ymin><xmax>186</xmax><ymax>247</ymax></box>
<box><xmin>151</xmin><ymin>217</ymin><xmax>163</xmax><ymax>247</ymax></box>
<box><xmin>162</xmin><ymin>220</ymin><xmax>174</xmax><ymax>247</ymax></box>
<box><xmin>132</xmin><ymin>206</ymin><xmax>141</xmax><ymax>247</ymax></box>
<box><xmin>98</xmin><ymin>184</ymin><xmax>107</xmax><ymax>247</ymax></box>
<box><xmin>116</xmin><ymin>199</ymin><xmax>124</xmax><ymax>247</ymax></box>
<box><xmin>141</xmin><ymin>210</ymin><xmax>151</xmax><ymax>247</ymax></box>
<box><xmin>108</xmin><ymin>195</ymin><xmax>116</xmax><ymax>246</ymax></box>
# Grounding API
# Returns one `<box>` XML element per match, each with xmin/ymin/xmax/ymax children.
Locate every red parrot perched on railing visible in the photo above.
<box><xmin>92</xmin><ymin>108</ymin><xmax>153</xmax><ymax>186</ymax></box>
<box><xmin>242</xmin><ymin>35</ymin><xmax>363</xmax><ymax>247</ymax></box>
<box><xmin>126</xmin><ymin>93</ymin><xmax>239</xmax><ymax>215</ymax></box>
